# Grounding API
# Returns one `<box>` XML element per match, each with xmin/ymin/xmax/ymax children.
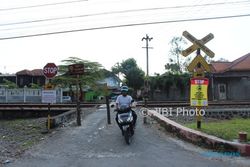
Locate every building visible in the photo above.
<box><xmin>210</xmin><ymin>53</ymin><xmax>250</xmax><ymax>101</ymax></box>
<box><xmin>97</xmin><ymin>69</ymin><xmax>122</xmax><ymax>94</ymax></box>
<box><xmin>16</xmin><ymin>69</ymin><xmax>46</xmax><ymax>88</ymax></box>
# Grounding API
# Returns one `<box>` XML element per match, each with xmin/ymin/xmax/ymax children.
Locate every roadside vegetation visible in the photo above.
<box><xmin>185</xmin><ymin>118</ymin><xmax>250</xmax><ymax>142</ymax></box>
<box><xmin>0</xmin><ymin>118</ymin><xmax>46</xmax><ymax>163</ymax></box>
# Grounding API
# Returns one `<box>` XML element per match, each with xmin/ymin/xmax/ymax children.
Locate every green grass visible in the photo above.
<box><xmin>185</xmin><ymin>118</ymin><xmax>250</xmax><ymax>142</ymax></box>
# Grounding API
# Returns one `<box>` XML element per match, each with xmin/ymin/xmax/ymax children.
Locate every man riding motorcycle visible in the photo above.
<box><xmin>115</xmin><ymin>86</ymin><xmax>137</xmax><ymax>135</ymax></box>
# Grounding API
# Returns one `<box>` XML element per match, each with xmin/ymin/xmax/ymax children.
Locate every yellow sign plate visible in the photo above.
<box><xmin>190</xmin><ymin>78</ymin><xmax>209</xmax><ymax>107</ymax></box>
<box><xmin>45</xmin><ymin>83</ymin><xmax>54</xmax><ymax>90</ymax></box>
<box><xmin>187</xmin><ymin>55</ymin><xmax>211</xmax><ymax>72</ymax></box>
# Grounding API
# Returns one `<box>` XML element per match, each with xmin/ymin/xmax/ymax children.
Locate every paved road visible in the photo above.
<box><xmin>6</xmin><ymin>107</ymin><xmax>250</xmax><ymax>167</ymax></box>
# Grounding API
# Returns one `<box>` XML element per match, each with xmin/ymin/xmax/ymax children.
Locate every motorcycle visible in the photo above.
<box><xmin>116</xmin><ymin>105</ymin><xmax>135</xmax><ymax>145</ymax></box>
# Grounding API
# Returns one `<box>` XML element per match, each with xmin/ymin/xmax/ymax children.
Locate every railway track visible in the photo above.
<box><xmin>0</xmin><ymin>103</ymin><xmax>100</xmax><ymax>108</ymax></box>
<box><xmin>0</xmin><ymin>101</ymin><xmax>250</xmax><ymax>109</ymax></box>
<box><xmin>136</xmin><ymin>101</ymin><xmax>250</xmax><ymax>107</ymax></box>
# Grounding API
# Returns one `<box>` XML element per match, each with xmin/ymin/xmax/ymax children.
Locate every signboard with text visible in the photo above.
<box><xmin>42</xmin><ymin>90</ymin><xmax>57</xmax><ymax>104</ymax></box>
<box><xmin>68</xmin><ymin>64</ymin><xmax>84</xmax><ymax>75</ymax></box>
<box><xmin>190</xmin><ymin>78</ymin><xmax>209</xmax><ymax>107</ymax></box>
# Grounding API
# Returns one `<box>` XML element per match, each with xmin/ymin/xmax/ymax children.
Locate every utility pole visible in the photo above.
<box><xmin>142</xmin><ymin>34</ymin><xmax>153</xmax><ymax>124</ymax></box>
<box><xmin>142</xmin><ymin>34</ymin><xmax>153</xmax><ymax>77</ymax></box>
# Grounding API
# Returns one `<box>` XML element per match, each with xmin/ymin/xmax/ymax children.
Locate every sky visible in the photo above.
<box><xmin>0</xmin><ymin>0</ymin><xmax>250</xmax><ymax>75</ymax></box>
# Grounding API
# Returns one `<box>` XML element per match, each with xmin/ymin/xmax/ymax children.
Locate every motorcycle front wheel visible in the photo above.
<box><xmin>124</xmin><ymin>128</ymin><xmax>131</xmax><ymax>145</ymax></box>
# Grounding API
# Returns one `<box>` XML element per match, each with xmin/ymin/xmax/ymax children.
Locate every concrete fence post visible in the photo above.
<box><xmin>5</xmin><ymin>89</ymin><xmax>8</xmax><ymax>103</ymax></box>
<box><xmin>23</xmin><ymin>88</ymin><xmax>26</xmax><ymax>103</ymax></box>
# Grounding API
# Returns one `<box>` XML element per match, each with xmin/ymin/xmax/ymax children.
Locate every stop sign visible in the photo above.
<box><xmin>43</xmin><ymin>63</ymin><xmax>58</xmax><ymax>79</ymax></box>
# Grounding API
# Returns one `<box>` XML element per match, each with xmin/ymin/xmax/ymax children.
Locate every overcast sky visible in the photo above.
<box><xmin>1</xmin><ymin>0</ymin><xmax>250</xmax><ymax>75</ymax></box>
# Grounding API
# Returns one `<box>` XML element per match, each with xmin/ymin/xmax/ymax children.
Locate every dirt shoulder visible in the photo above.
<box><xmin>0</xmin><ymin>118</ymin><xmax>47</xmax><ymax>164</ymax></box>
<box><xmin>0</xmin><ymin>107</ymin><xmax>96</xmax><ymax>165</ymax></box>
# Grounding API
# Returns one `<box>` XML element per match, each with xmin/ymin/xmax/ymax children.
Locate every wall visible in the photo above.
<box><xmin>0</xmin><ymin>88</ymin><xmax>63</xmax><ymax>103</ymax></box>
<box><xmin>151</xmin><ymin>72</ymin><xmax>250</xmax><ymax>101</ymax></box>
<box><xmin>151</xmin><ymin>85</ymin><xmax>189</xmax><ymax>101</ymax></box>
<box><xmin>213</xmin><ymin>76</ymin><xmax>250</xmax><ymax>101</ymax></box>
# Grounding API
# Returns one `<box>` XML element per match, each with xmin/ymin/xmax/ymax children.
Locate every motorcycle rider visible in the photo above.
<box><xmin>115</xmin><ymin>85</ymin><xmax>137</xmax><ymax>135</ymax></box>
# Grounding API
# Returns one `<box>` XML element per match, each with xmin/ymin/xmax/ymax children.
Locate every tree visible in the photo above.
<box><xmin>125</xmin><ymin>67</ymin><xmax>145</xmax><ymax>90</ymax></box>
<box><xmin>30</xmin><ymin>83</ymin><xmax>40</xmax><ymax>89</ymax></box>
<box><xmin>54</xmin><ymin>57</ymin><xmax>103</xmax><ymax>86</ymax></box>
<box><xmin>2</xmin><ymin>79</ymin><xmax>17</xmax><ymax>89</ymax></box>
<box><xmin>52</xmin><ymin>57</ymin><xmax>104</xmax><ymax>101</ymax></box>
<box><xmin>165</xmin><ymin>36</ymin><xmax>189</xmax><ymax>73</ymax></box>
<box><xmin>216</xmin><ymin>58</ymin><xmax>229</xmax><ymax>62</ymax></box>
<box><xmin>111</xmin><ymin>58</ymin><xmax>145</xmax><ymax>91</ymax></box>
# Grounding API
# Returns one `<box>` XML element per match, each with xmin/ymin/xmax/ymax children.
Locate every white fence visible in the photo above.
<box><xmin>0</xmin><ymin>88</ymin><xmax>63</xmax><ymax>103</ymax></box>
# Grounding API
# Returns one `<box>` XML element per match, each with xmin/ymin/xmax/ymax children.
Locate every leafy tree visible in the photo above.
<box><xmin>53</xmin><ymin>57</ymin><xmax>103</xmax><ymax>86</ymax></box>
<box><xmin>125</xmin><ymin>67</ymin><xmax>145</xmax><ymax>90</ymax></box>
<box><xmin>165</xmin><ymin>36</ymin><xmax>190</xmax><ymax>73</ymax></box>
<box><xmin>215</xmin><ymin>57</ymin><xmax>229</xmax><ymax>62</ymax></box>
<box><xmin>149</xmin><ymin>72</ymin><xmax>190</xmax><ymax>98</ymax></box>
<box><xmin>52</xmin><ymin>57</ymin><xmax>104</xmax><ymax>101</ymax></box>
<box><xmin>2</xmin><ymin>79</ymin><xmax>17</xmax><ymax>89</ymax></box>
<box><xmin>111</xmin><ymin>58</ymin><xmax>145</xmax><ymax>91</ymax></box>
<box><xmin>30</xmin><ymin>83</ymin><xmax>40</xmax><ymax>89</ymax></box>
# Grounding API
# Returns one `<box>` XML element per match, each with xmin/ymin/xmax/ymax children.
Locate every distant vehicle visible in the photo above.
<box><xmin>62</xmin><ymin>96</ymin><xmax>72</xmax><ymax>103</ymax></box>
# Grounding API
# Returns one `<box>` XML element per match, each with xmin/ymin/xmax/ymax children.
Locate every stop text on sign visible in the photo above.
<box><xmin>43</xmin><ymin>67</ymin><xmax>57</xmax><ymax>74</ymax></box>
<box><xmin>43</xmin><ymin>63</ymin><xmax>58</xmax><ymax>79</ymax></box>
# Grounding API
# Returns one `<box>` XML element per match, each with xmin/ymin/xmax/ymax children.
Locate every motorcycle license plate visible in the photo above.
<box><xmin>122</xmin><ymin>125</ymin><xmax>129</xmax><ymax>130</ymax></box>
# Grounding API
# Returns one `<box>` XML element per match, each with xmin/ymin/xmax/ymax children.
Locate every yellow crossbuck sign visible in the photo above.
<box><xmin>182</xmin><ymin>31</ymin><xmax>214</xmax><ymax>58</ymax></box>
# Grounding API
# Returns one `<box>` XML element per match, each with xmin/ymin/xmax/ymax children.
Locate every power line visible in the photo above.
<box><xmin>0</xmin><ymin>0</ymin><xmax>88</xmax><ymax>11</ymax></box>
<box><xmin>1</xmin><ymin>13</ymin><xmax>250</xmax><ymax>40</ymax></box>
<box><xmin>1</xmin><ymin>0</ymin><xmax>250</xmax><ymax>27</ymax></box>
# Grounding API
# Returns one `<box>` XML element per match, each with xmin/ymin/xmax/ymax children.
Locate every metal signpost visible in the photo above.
<box><xmin>104</xmin><ymin>84</ymin><xmax>111</xmax><ymax>125</ymax></box>
<box><xmin>68</xmin><ymin>64</ymin><xmax>84</xmax><ymax>126</ymax></box>
<box><xmin>181</xmin><ymin>31</ymin><xmax>214</xmax><ymax>129</ymax></box>
<box><xmin>43</xmin><ymin>63</ymin><xmax>58</xmax><ymax>131</ymax></box>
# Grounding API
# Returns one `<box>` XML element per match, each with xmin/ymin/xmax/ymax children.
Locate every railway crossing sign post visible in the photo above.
<box><xmin>43</xmin><ymin>63</ymin><xmax>58</xmax><ymax>132</ymax></box>
<box><xmin>68</xmin><ymin>64</ymin><xmax>84</xmax><ymax>126</ymax></box>
<box><xmin>182</xmin><ymin>31</ymin><xmax>214</xmax><ymax>58</ymax></box>
<box><xmin>182</xmin><ymin>31</ymin><xmax>214</xmax><ymax>129</ymax></box>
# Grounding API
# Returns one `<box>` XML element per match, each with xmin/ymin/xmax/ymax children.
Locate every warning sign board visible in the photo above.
<box><xmin>42</xmin><ymin>90</ymin><xmax>57</xmax><ymax>104</ymax></box>
<box><xmin>190</xmin><ymin>78</ymin><xmax>209</xmax><ymax>106</ymax></box>
<box><xmin>187</xmin><ymin>55</ymin><xmax>211</xmax><ymax>72</ymax></box>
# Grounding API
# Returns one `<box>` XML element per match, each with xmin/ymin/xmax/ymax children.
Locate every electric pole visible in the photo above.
<box><xmin>142</xmin><ymin>34</ymin><xmax>153</xmax><ymax>123</ymax></box>
<box><xmin>142</xmin><ymin>34</ymin><xmax>153</xmax><ymax>77</ymax></box>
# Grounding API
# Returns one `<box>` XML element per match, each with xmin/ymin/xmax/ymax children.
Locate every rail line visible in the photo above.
<box><xmin>136</xmin><ymin>101</ymin><xmax>250</xmax><ymax>107</ymax></box>
<box><xmin>0</xmin><ymin>101</ymin><xmax>250</xmax><ymax>109</ymax></box>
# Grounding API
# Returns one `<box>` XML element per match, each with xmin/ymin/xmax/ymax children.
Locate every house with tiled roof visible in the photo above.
<box><xmin>210</xmin><ymin>53</ymin><xmax>250</xmax><ymax>101</ymax></box>
<box><xmin>16</xmin><ymin>69</ymin><xmax>45</xmax><ymax>88</ymax></box>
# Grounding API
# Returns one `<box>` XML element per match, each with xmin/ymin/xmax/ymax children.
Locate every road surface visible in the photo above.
<box><xmin>6</xmin><ymin>107</ymin><xmax>250</xmax><ymax>167</ymax></box>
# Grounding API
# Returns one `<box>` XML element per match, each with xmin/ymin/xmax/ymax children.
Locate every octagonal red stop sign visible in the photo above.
<box><xmin>43</xmin><ymin>63</ymin><xmax>58</xmax><ymax>79</ymax></box>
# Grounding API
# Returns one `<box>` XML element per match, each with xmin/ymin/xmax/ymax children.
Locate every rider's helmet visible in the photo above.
<box><xmin>120</xmin><ymin>86</ymin><xmax>129</xmax><ymax>93</ymax></box>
